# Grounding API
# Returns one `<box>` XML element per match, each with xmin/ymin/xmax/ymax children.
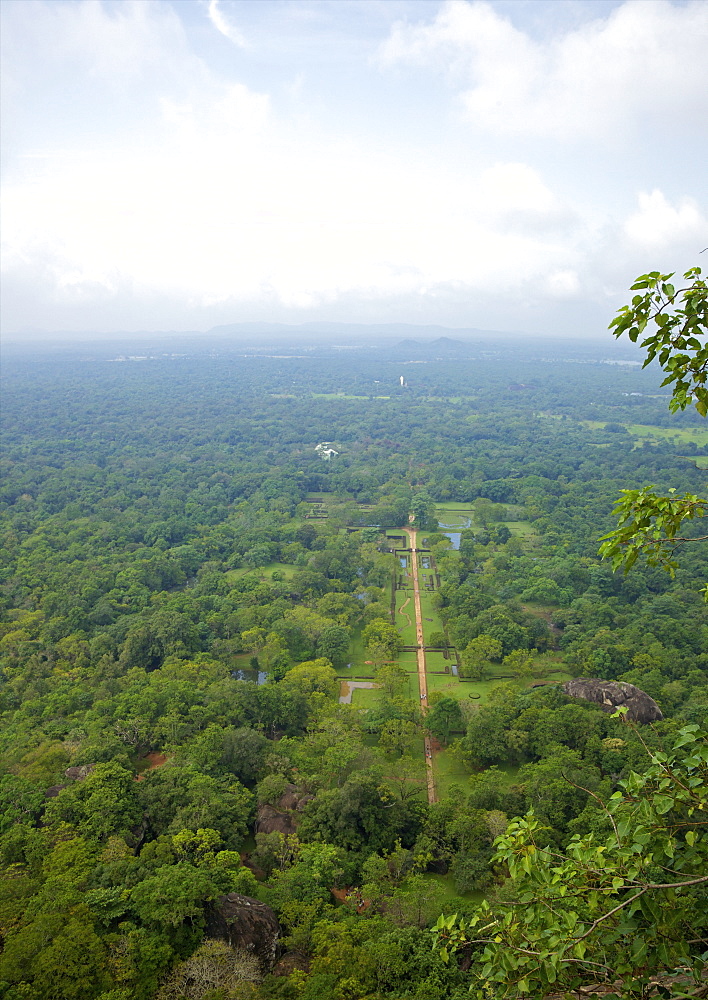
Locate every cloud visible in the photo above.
<box><xmin>2</xmin><ymin>0</ymin><xmax>198</xmax><ymax>86</ymax></box>
<box><xmin>1</xmin><ymin>0</ymin><xmax>705</xmax><ymax>336</ymax></box>
<box><xmin>1</xmin><ymin>124</ymin><xmax>583</xmax><ymax>320</ymax></box>
<box><xmin>380</xmin><ymin>0</ymin><xmax>708</xmax><ymax>140</ymax></box>
<box><xmin>207</xmin><ymin>0</ymin><xmax>246</xmax><ymax>47</ymax></box>
<box><xmin>623</xmin><ymin>190</ymin><xmax>705</xmax><ymax>251</ymax></box>
<box><xmin>545</xmin><ymin>269</ymin><xmax>581</xmax><ymax>299</ymax></box>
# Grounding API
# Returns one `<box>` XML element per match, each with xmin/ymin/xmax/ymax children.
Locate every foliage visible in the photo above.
<box><xmin>601</xmin><ymin>266</ymin><xmax>708</xmax><ymax>596</ymax></box>
<box><xmin>433</xmin><ymin>724</ymin><xmax>708</xmax><ymax>997</ymax></box>
<box><xmin>609</xmin><ymin>267</ymin><xmax>708</xmax><ymax>416</ymax></box>
<box><xmin>2</xmin><ymin>334</ymin><xmax>708</xmax><ymax>998</ymax></box>
<box><xmin>600</xmin><ymin>485</ymin><xmax>707</xmax><ymax>590</ymax></box>
<box><xmin>156</xmin><ymin>939</ymin><xmax>262</xmax><ymax>999</ymax></box>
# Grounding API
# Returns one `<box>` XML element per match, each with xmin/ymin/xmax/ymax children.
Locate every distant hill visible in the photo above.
<box><xmin>430</xmin><ymin>336</ymin><xmax>465</xmax><ymax>349</ymax></box>
<box><xmin>205</xmin><ymin>321</ymin><xmax>510</xmax><ymax>345</ymax></box>
<box><xmin>391</xmin><ymin>334</ymin><xmax>477</xmax><ymax>358</ymax></box>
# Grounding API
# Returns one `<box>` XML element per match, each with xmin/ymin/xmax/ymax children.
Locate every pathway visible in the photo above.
<box><xmin>338</xmin><ymin>680</ymin><xmax>377</xmax><ymax>705</ymax></box>
<box><xmin>397</xmin><ymin>594</ymin><xmax>413</xmax><ymax>629</ymax></box>
<box><xmin>404</xmin><ymin>527</ymin><xmax>437</xmax><ymax>804</ymax></box>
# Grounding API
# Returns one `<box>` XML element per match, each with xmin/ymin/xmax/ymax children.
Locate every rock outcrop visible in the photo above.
<box><xmin>255</xmin><ymin>784</ymin><xmax>312</xmax><ymax>837</ymax></box>
<box><xmin>44</xmin><ymin>784</ymin><xmax>68</xmax><ymax>798</ymax></box>
<box><xmin>563</xmin><ymin>679</ymin><xmax>663</xmax><ymax>724</ymax></box>
<box><xmin>256</xmin><ymin>804</ymin><xmax>298</xmax><ymax>837</ymax></box>
<box><xmin>46</xmin><ymin>765</ymin><xmax>95</xmax><ymax>799</ymax></box>
<box><xmin>206</xmin><ymin>893</ymin><xmax>280</xmax><ymax>970</ymax></box>
<box><xmin>65</xmin><ymin>764</ymin><xmax>95</xmax><ymax>781</ymax></box>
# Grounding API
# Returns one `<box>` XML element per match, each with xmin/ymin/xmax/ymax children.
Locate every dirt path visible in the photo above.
<box><xmin>397</xmin><ymin>594</ymin><xmax>413</xmax><ymax>628</ymax></box>
<box><xmin>338</xmin><ymin>680</ymin><xmax>377</xmax><ymax>705</ymax></box>
<box><xmin>404</xmin><ymin>527</ymin><xmax>437</xmax><ymax>804</ymax></box>
<box><xmin>135</xmin><ymin>751</ymin><xmax>169</xmax><ymax>781</ymax></box>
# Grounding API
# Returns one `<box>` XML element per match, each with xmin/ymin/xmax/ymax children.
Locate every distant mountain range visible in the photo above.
<box><xmin>205</xmin><ymin>321</ymin><xmax>508</xmax><ymax>343</ymax></box>
<box><xmin>394</xmin><ymin>335</ymin><xmax>467</xmax><ymax>349</ymax></box>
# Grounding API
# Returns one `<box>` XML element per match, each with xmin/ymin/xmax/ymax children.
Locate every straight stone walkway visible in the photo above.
<box><xmin>404</xmin><ymin>527</ymin><xmax>437</xmax><ymax>804</ymax></box>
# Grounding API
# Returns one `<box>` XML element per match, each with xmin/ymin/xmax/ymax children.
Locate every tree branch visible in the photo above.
<box><xmin>569</xmin><ymin>874</ymin><xmax>708</xmax><ymax>947</ymax></box>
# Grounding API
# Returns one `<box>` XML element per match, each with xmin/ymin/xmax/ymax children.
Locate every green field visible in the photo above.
<box><xmin>423</xmin><ymin>871</ymin><xmax>482</xmax><ymax>905</ymax></box>
<box><xmin>224</xmin><ymin>561</ymin><xmax>298</xmax><ymax>583</ymax></box>
<box><xmin>626</xmin><ymin>424</ymin><xmax>708</xmax><ymax>444</ymax></box>
<box><xmin>395</xmin><ymin>592</ymin><xmax>418</xmax><ymax>644</ymax></box>
<box><xmin>436</xmin><ymin>503</ymin><xmax>533</xmax><ymax>535</ymax></box>
<box><xmin>433</xmin><ymin>748</ymin><xmax>472</xmax><ymax>798</ymax></box>
<box><xmin>435</xmin><ymin>504</ymin><xmax>476</xmax><ymax>530</ymax></box>
<box><xmin>581</xmin><ymin>420</ymin><xmax>708</xmax><ymax>447</ymax></box>
<box><xmin>418</xmin><ymin>592</ymin><xmax>443</xmax><ymax>638</ymax></box>
<box><xmin>311</xmin><ymin>392</ymin><xmax>391</xmax><ymax>400</ymax></box>
<box><xmin>350</xmin><ymin>686</ymin><xmax>380</xmax><ymax>708</ymax></box>
<box><xmin>336</xmin><ymin>627</ymin><xmax>370</xmax><ymax>678</ymax></box>
<box><xmin>504</xmin><ymin>520</ymin><xmax>534</xmax><ymax>536</ymax></box>
<box><xmin>426</xmin><ymin>670</ymin><xmax>467</xmax><ymax>700</ymax></box>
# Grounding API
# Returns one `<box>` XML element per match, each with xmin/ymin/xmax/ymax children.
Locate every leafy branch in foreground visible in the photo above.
<box><xmin>609</xmin><ymin>266</ymin><xmax>708</xmax><ymax>415</ymax></box>
<box><xmin>600</xmin><ymin>266</ymin><xmax>707</xmax><ymax>595</ymax></box>
<box><xmin>432</xmin><ymin>724</ymin><xmax>708</xmax><ymax>998</ymax></box>
<box><xmin>598</xmin><ymin>486</ymin><xmax>708</xmax><ymax>589</ymax></box>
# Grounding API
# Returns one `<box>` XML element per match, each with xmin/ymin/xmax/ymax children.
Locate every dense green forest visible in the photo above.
<box><xmin>1</xmin><ymin>333</ymin><xmax>706</xmax><ymax>999</ymax></box>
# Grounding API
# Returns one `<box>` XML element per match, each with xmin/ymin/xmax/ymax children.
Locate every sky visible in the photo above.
<box><xmin>1</xmin><ymin>0</ymin><xmax>706</xmax><ymax>339</ymax></box>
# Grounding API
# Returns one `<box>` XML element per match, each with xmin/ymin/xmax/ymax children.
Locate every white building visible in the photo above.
<box><xmin>315</xmin><ymin>442</ymin><xmax>339</xmax><ymax>461</ymax></box>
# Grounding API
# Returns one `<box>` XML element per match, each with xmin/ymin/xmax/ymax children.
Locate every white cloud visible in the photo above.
<box><xmin>623</xmin><ymin>190</ymin><xmax>705</xmax><ymax>251</ymax></box>
<box><xmin>546</xmin><ymin>269</ymin><xmax>581</xmax><ymax>299</ymax></box>
<box><xmin>1</xmin><ymin>0</ymin><xmax>705</xmax><ymax>335</ymax></box>
<box><xmin>5</xmin><ymin>0</ymin><xmax>198</xmax><ymax>84</ymax></box>
<box><xmin>1</xmin><ymin>128</ymin><xmax>584</xmax><ymax>317</ymax></box>
<box><xmin>380</xmin><ymin>0</ymin><xmax>708</xmax><ymax>140</ymax></box>
<box><xmin>207</xmin><ymin>0</ymin><xmax>246</xmax><ymax>47</ymax></box>
<box><xmin>7</xmin><ymin>105</ymin><xmax>697</xmax><ymax>329</ymax></box>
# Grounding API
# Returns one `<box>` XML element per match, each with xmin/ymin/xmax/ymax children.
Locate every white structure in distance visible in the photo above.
<box><xmin>315</xmin><ymin>442</ymin><xmax>339</xmax><ymax>461</ymax></box>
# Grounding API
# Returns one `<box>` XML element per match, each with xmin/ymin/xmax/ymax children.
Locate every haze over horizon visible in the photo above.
<box><xmin>2</xmin><ymin>0</ymin><xmax>706</xmax><ymax>341</ymax></box>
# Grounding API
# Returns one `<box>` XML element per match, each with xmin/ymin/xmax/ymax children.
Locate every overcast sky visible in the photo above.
<box><xmin>1</xmin><ymin>0</ymin><xmax>706</xmax><ymax>339</ymax></box>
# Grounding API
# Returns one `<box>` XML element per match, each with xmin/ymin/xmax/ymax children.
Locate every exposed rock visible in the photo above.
<box><xmin>65</xmin><ymin>764</ymin><xmax>95</xmax><ymax>781</ymax></box>
<box><xmin>255</xmin><ymin>785</ymin><xmax>313</xmax><ymax>836</ymax></box>
<box><xmin>255</xmin><ymin>803</ymin><xmax>298</xmax><ymax>837</ymax></box>
<box><xmin>276</xmin><ymin>786</ymin><xmax>301</xmax><ymax>811</ymax></box>
<box><xmin>45</xmin><ymin>783</ymin><xmax>68</xmax><ymax>798</ymax></box>
<box><xmin>563</xmin><ymin>679</ymin><xmax>663</xmax><ymax>724</ymax></box>
<box><xmin>206</xmin><ymin>893</ymin><xmax>280</xmax><ymax>970</ymax></box>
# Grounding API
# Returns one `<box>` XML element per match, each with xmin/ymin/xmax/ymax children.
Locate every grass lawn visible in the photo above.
<box><xmin>436</xmin><ymin>514</ymin><xmax>474</xmax><ymax>529</ymax></box>
<box><xmin>580</xmin><ymin>420</ymin><xmax>708</xmax><ymax>447</ymax></box>
<box><xmin>626</xmin><ymin>423</ymin><xmax>708</xmax><ymax>444</ymax></box>
<box><xmin>351</xmin><ymin>685</ymin><xmax>382</xmax><ymax>708</ymax></box>
<box><xmin>310</xmin><ymin>392</ymin><xmax>392</xmax><ymax>400</ymax></box>
<box><xmin>427</xmin><ymin>671</ymin><xmax>469</xmax><ymax>701</ymax></box>
<box><xmin>395</xmin><ymin>593</ymin><xmax>418</xmax><ymax>645</ymax></box>
<box><xmin>434</xmin><ymin>748</ymin><xmax>472</xmax><ymax>798</ymax></box>
<box><xmin>396</xmin><ymin>608</ymin><xmax>416</xmax><ymax>646</ymax></box>
<box><xmin>224</xmin><ymin>561</ymin><xmax>298</xmax><ymax>583</ymax></box>
<box><xmin>423</xmin><ymin>871</ymin><xmax>482</xmax><ymax>906</ymax></box>
<box><xmin>418</xmin><ymin>593</ymin><xmax>443</xmax><ymax>638</ymax></box>
<box><xmin>425</xmin><ymin>650</ymin><xmax>453</xmax><ymax>672</ymax></box>
<box><xmin>436</xmin><ymin>503</ymin><xmax>532</xmax><ymax>536</ymax></box>
<box><xmin>337</xmin><ymin>628</ymin><xmax>369</xmax><ymax>678</ymax></box>
<box><xmin>504</xmin><ymin>520</ymin><xmax>535</xmax><ymax>536</ymax></box>
<box><xmin>434</xmin><ymin>750</ymin><xmax>522</xmax><ymax>801</ymax></box>
<box><xmin>495</xmin><ymin>762</ymin><xmax>522</xmax><ymax>787</ymax></box>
